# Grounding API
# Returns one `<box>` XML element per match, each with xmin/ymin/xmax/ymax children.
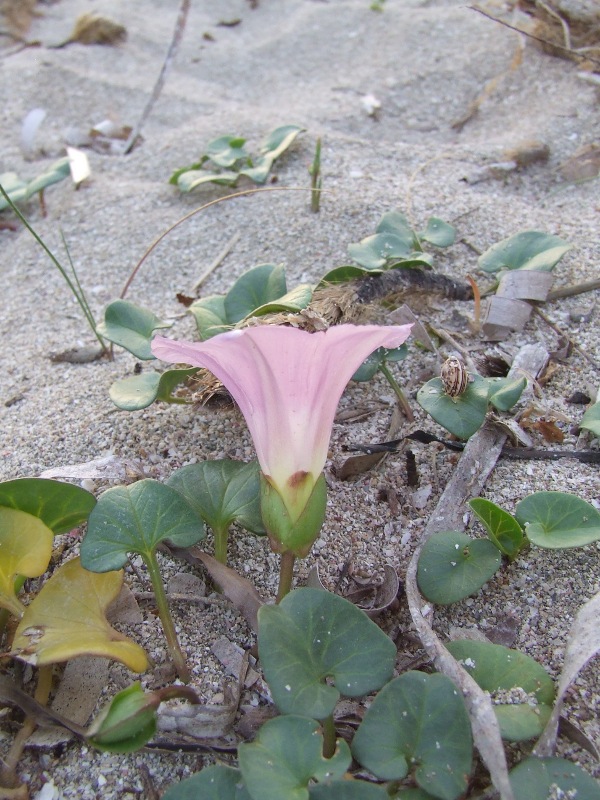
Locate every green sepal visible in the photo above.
<box><xmin>260</xmin><ymin>473</ymin><xmax>327</xmax><ymax>557</ymax></box>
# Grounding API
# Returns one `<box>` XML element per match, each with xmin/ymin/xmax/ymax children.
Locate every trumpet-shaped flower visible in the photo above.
<box><xmin>152</xmin><ymin>323</ymin><xmax>411</xmax><ymax>555</ymax></box>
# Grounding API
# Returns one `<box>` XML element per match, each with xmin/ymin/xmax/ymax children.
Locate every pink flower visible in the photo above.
<box><xmin>152</xmin><ymin>323</ymin><xmax>411</xmax><ymax>552</ymax></box>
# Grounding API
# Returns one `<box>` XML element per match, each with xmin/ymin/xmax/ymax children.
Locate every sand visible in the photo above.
<box><xmin>0</xmin><ymin>0</ymin><xmax>598</xmax><ymax>797</ymax></box>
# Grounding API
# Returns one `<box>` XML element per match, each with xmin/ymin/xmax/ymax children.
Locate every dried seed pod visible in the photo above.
<box><xmin>441</xmin><ymin>356</ymin><xmax>469</xmax><ymax>398</ymax></box>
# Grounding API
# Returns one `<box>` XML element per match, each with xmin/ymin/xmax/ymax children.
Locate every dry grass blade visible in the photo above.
<box><xmin>534</xmin><ymin>591</ymin><xmax>600</xmax><ymax>756</ymax></box>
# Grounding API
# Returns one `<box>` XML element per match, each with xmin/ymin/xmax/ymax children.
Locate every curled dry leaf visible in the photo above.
<box><xmin>168</xmin><ymin>546</ymin><xmax>265</xmax><ymax>632</ymax></box>
<box><xmin>306</xmin><ymin>563</ymin><xmax>399</xmax><ymax>618</ymax></box>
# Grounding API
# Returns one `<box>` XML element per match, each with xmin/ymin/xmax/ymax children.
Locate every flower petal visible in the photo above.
<box><xmin>152</xmin><ymin>324</ymin><xmax>412</xmax><ymax>489</ymax></box>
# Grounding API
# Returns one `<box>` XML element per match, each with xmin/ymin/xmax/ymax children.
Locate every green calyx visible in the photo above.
<box><xmin>260</xmin><ymin>472</ymin><xmax>327</xmax><ymax>557</ymax></box>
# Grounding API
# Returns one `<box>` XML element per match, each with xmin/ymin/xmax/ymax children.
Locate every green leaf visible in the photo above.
<box><xmin>188</xmin><ymin>295</ymin><xmax>230</xmax><ymax>340</ymax></box>
<box><xmin>375</xmin><ymin>210</ymin><xmax>417</xmax><ymax>248</ymax></box>
<box><xmin>0</xmin><ymin>508</ymin><xmax>53</xmax><ymax>618</ymax></box>
<box><xmin>206</xmin><ymin>135</ymin><xmax>248</xmax><ymax>168</ymax></box>
<box><xmin>352</xmin><ymin>671</ymin><xmax>472</xmax><ymax>799</ymax></box>
<box><xmin>168</xmin><ymin>156</ymin><xmax>209</xmax><ymax>185</ymax></box>
<box><xmin>515</xmin><ymin>491</ymin><xmax>600</xmax><ymax>549</ymax></box>
<box><xmin>318</xmin><ymin>265</ymin><xmax>376</xmax><ymax>285</ymax></box>
<box><xmin>259</xmin><ymin>125</ymin><xmax>305</xmax><ymax>161</ymax></box>
<box><xmin>417</xmin><ymin>531</ymin><xmax>502</xmax><ymax>605</ymax></box>
<box><xmin>238</xmin><ymin>715</ymin><xmax>351</xmax><ymax>800</ymax></box>
<box><xmin>87</xmin><ymin>683</ymin><xmax>157</xmax><ymax>753</ymax></box>
<box><xmin>166</xmin><ymin>460</ymin><xmax>265</xmax><ymax>536</ymax></box>
<box><xmin>162</xmin><ymin>765</ymin><xmax>251</xmax><ymax>800</ymax></box>
<box><xmin>0</xmin><ymin>477</ymin><xmax>96</xmax><ymax>533</ymax></box>
<box><xmin>309</xmin><ymin>782</ymin><xmax>389</xmax><ymax>799</ymax></box>
<box><xmin>239</xmin><ymin>154</ymin><xmax>274</xmax><ymax>184</ymax></box>
<box><xmin>177</xmin><ymin>170</ymin><xmax>240</xmax><ymax>191</ymax></box>
<box><xmin>98</xmin><ymin>300</ymin><xmax>170</xmax><ymax>359</ymax></box>
<box><xmin>468</xmin><ymin>497</ymin><xmax>524</xmax><ymax>559</ymax></box>
<box><xmin>478</xmin><ymin>231</ymin><xmax>571</xmax><ymax>273</ymax></box>
<box><xmin>25</xmin><ymin>157</ymin><xmax>71</xmax><ymax>197</ymax></box>
<box><xmin>446</xmin><ymin>640</ymin><xmax>555</xmax><ymax>741</ymax></box>
<box><xmin>419</xmin><ymin>217</ymin><xmax>456</xmax><ymax>248</ymax></box>
<box><xmin>258</xmin><ymin>587</ymin><xmax>396</xmax><ymax>719</ymax></box>
<box><xmin>80</xmin><ymin>479</ymin><xmax>205</xmax><ymax>572</ymax></box>
<box><xmin>251</xmin><ymin>283</ymin><xmax>314</xmax><ymax>318</ymax></box>
<box><xmin>416</xmin><ymin>375</ymin><xmax>489</xmax><ymax>439</ymax></box>
<box><xmin>352</xmin><ymin>345</ymin><xmax>408</xmax><ymax>382</ymax></box>
<box><xmin>348</xmin><ymin>232</ymin><xmax>414</xmax><ymax>270</ymax></box>
<box><xmin>0</xmin><ymin>172</ymin><xmax>29</xmax><ymax>210</ymax></box>
<box><xmin>580</xmin><ymin>401</ymin><xmax>600</xmax><ymax>437</ymax></box>
<box><xmin>509</xmin><ymin>757</ymin><xmax>600</xmax><ymax>800</ymax></box>
<box><xmin>486</xmin><ymin>376</ymin><xmax>527</xmax><ymax>412</ymax></box>
<box><xmin>224</xmin><ymin>264</ymin><xmax>287</xmax><ymax>323</ymax></box>
<box><xmin>240</xmin><ymin>125</ymin><xmax>304</xmax><ymax>183</ymax></box>
<box><xmin>109</xmin><ymin>368</ymin><xmax>197</xmax><ymax>411</ymax></box>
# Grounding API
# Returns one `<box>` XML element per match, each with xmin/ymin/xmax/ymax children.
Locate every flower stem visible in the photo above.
<box><xmin>144</xmin><ymin>552</ymin><xmax>191</xmax><ymax>683</ymax></box>
<box><xmin>379</xmin><ymin>362</ymin><xmax>414</xmax><ymax>421</ymax></box>
<box><xmin>321</xmin><ymin>713</ymin><xmax>337</xmax><ymax>759</ymax></box>
<box><xmin>276</xmin><ymin>551</ymin><xmax>296</xmax><ymax>603</ymax></box>
<box><xmin>213</xmin><ymin>525</ymin><xmax>229</xmax><ymax>565</ymax></box>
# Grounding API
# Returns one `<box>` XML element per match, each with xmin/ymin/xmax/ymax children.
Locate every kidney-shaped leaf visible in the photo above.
<box><xmin>80</xmin><ymin>479</ymin><xmax>205</xmax><ymax>572</ymax></box>
<box><xmin>486</xmin><ymin>376</ymin><xmax>527</xmax><ymax>412</ymax></box>
<box><xmin>188</xmin><ymin>295</ymin><xmax>229</xmax><ymax>340</ymax></box>
<box><xmin>515</xmin><ymin>491</ymin><xmax>600</xmax><ymax>549</ymax></box>
<box><xmin>162</xmin><ymin>765</ymin><xmax>251</xmax><ymax>800</ymax></box>
<box><xmin>206</xmin><ymin>135</ymin><xmax>248</xmax><ymax>168</ymax></box>
<box><xmin>348</xmin><ymin>233</ymin><xmax>414</xmax><ymax>270</ymax></box>
<box><xmin>109</xmin><ymin>368</ymin><xmax>197</xmax><ymax>411</ymax></box>
<box><xmin>0</xmin><ymin>507</ymin><xmax>54</xmax><ymax>618</ymax></box>
<box><xmin>417</xmin><ymin>375</ymin><xmax>489</xmax><ymax>440</ymax></box>
<box><xmin>167</xmin><ymin>460</ymin><xmax>265</xmax><ymax>536</ymax></box>
<box><xmin>509</xmin><ymin>757</ymin><xmax>600</xmax><ymax>800</ymax></box>
<box><xmin>98</xmin><ymin>300</ymin><xmax>171</xmax><ymax>360</ymax></box>
<box><xmin>238</xmin><ymin>715</ymin><xmax>350</xmax><ymax>800</ymax></box>
<box><xmin>224</xmin><ymin>264</ymin><xmax>288</xmax><ymax>324</ymax></box>
<box><xmin>251</xmin><ymin>283</ymin><xmax>314</xmax><ymax>318</ymax></box>
<box><xmin>352</xmin><ymin>671</ymin><xmax>472</xmax><ymax>799</ymax></box>
<box><xmin>177</xmin><ymin>170</ymin><xmax>240</xmax><ymax>191</ymax></box>
<box><xmin>446</xmin><ymin>640</ymin><xmax>554</xmax><ymax>742</ymax></box>
<box><xmin>478</xmin><ymin>231</ymin><xmax>571</xmax><ymax>273</ymax></box>
<box><xmin>419</xmin><ymin>217</ymin><xmax>456</xmax><ymax>248</ymax></box>
<box><xmin>375</xmin><ymin>210</ymin><xmax>417</xmax><ymax>245</ymax></box>
<box><xmin>0</xmin><ymin>477</ymin><xmax>96</xmax><ymax>534</ymax></box>
<box><xmin>468</xmin><ymin>497</ymin><xmax>524</xmax><ymax>559</ymax></box>
<box><xmin>11</xmin><ymin>557</ymin><xmax>148</xmax><ymax>672</ymax></box>
<box><xmin>258</xmin><ymin>588</ymin><xmax>396</xmax><ymax>719</ymax></box>
<box><xmin>417</xmin><ymin>531</ymin><xmax>502</xmax><ymax>605</ymax></box>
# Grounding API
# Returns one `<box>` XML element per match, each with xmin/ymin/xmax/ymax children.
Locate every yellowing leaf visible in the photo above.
<box><xmin>11</xmin><ymin>557</ymin><xmax>147</xmax><ymax>673</ymax></box>
<box><xmin>0</xmin><ymin>507</ymin><xmax>53</xmax><ymax>619</ymax></box>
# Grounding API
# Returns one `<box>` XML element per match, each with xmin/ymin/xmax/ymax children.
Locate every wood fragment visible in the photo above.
<box><xmin>404</xmin><ymin>343</ymin><xmax>549</xmax><ymax>800</ymax></box>
<box><xmin>191</xmin><ymin>231</ymin><xmax>241</xmax><ymax>292</ymax></box>
<box><xmin>546</xmin><ymin>278</ymin><xmax>600</xmax><ymax>303</ymax></box>
<box><xmin>123</xmin><ymin>0</ymin><xmax>191</xmax><ymax>154</ymax></box>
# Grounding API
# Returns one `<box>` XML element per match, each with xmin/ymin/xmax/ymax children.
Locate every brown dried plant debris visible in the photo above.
<box><xmin>517</xmin><ymin>0</ymin><xmax>600</xmax><ymax>63</ymax></box>
<box><xmin>0</xmin><ymin>0</ymin><xmax>38</xmax><ymax>37</ymax></box>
